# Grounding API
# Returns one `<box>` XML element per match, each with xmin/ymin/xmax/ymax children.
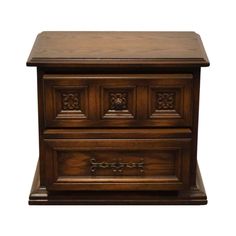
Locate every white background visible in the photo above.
<box><xmin>0</xmin><ymin>0</ymin><xmax>235</xmax><ymax>235</ymax></box>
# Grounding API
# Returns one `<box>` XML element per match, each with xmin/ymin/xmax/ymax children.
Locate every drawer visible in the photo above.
<box><xmin>43</xmin><ymin>74</ymin><xmax>193</xmax><ymax>127</ymax></box>
<box><xmin>43</xmin><ymin>138</ymin><xmax>191</xmax><ymax>191</ymax></box>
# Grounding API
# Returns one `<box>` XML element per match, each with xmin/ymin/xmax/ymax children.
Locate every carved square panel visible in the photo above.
<box><xmin>101</xmin><ymin>86</ymin><xmax>136</xmax><ymax>119</ymax></box>
<box><xmin>156</xmin><ymin>92</ymin><xmax>176</xmax><ymax>110</ymax></box>
<box><xmin>61</xmin><ymin>92</ymin><xmax>80</xmax><ymax>110</ymax></box>
<box><xmin>54</xmin><ymin>86</ymin><xmax>88</xmax><ymax>119</ymax></box>
<box><xmin>149</xmin><ymin>87</ymin><xmax>183</xmax><ymax>119</ymax></box>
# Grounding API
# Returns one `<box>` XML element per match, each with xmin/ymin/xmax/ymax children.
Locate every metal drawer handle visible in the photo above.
<box><xmin>90</xmin><ymin>158</ymin><xmax>144</xmax><ymax>174</ymax></box>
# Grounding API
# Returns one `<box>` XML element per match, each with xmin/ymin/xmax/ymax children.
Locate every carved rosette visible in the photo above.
<box><xmin>62</xmin><ymin>92</ymin><xmax>80</xmax><ymax>110</ymax></box>
<box><xmin>156</xmin><ymin>92</ymin><xmax>175</xmax><ymax>110</ymax></box>
<box><xmin>109</xmin><ymin>92</ymin><xmax>128</xmax><ymax>110</ymax></box>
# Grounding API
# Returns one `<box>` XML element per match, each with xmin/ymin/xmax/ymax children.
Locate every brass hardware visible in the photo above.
<box><xmin>90</xmin><ymin>158</ymin><xmax>144</xmax><ymax>174</ymax></box>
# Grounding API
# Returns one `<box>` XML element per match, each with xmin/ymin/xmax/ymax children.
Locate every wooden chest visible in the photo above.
<box><xmin>27</xmin><ymin>31</ymin><xmax>209</xmax><ymax>204</ymax></box>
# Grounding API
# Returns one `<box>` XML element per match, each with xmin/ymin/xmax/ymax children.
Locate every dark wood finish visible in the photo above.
<box><xmin>43</xmin><ymin>128</ymin><xmax>192</xmax><ymax>139</ymax></box>
<box><xmin>29</xmin><ymin>160</ymin><xmax>207</xmax><ymax>205</ymax></box>
<box><xmin>43</xmin><ymin>74</ymin><xmax>193</xmax><ymax>127</ymax></box>
<box><xmin>43</xmin><ymin>138</ymin><xmax>191</xmax><ymax>191</ymax></box>
<box><xmin>27</xmin><ymin>31</ymin><xmax>209</xmax><ymax>205</ymax></box>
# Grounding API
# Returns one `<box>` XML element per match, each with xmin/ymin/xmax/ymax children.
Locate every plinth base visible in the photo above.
<box><xmin>29</xmin><ymin>160</ymin><xmax>207</xmax><ymax>205</ymax></box>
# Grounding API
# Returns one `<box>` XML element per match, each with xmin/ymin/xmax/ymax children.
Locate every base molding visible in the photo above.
<box><xmin>29</xmin><ymin>161</ymin><xmax>207</xmax><ymax>205</ymax></box>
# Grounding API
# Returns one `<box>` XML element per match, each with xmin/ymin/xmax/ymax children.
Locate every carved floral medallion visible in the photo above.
<box><xmin>62</xmin><ymin>92</ymin><xmax>80</xmax><ymax>110</ymax></box>
<box><xmin>109</xmin><ymin>92</ymin><xmax>128</xmax><ymax>110</ymax></box>
<box><xmin>156</xmin><ymin>92</ymin><xmax>175</xmax><ymax>110</ymax></box>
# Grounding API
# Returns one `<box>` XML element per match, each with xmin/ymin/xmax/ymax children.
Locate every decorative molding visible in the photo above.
<box><xmin>109</xmin><ymin>92</ymin><xmax>128</xmax><ymax>110</ymax></box>
<box><xmin>62</xmin><ymin>92</ymin><xmax>80</xmax><ymax>110</ymax></box>
<box><xmin>90</xmin><ymin>158</ymin><xmax>144</xmax><ymax>174</ymax></box>
<box><xmin>156</xmin><ymin>92</ymin><xmax>175</xmax><ymax>110</ymax></box>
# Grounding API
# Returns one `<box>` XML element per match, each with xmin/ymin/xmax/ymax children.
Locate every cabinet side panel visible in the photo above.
<box><xmin>191</xmin><ymin>68</ymin><xmax>201</xmax><ymax>186</ymax></box>
<box><xmin>37</xmin><ymin>68</ymin><xmax>46</xmax><ymax>186</ymax></box>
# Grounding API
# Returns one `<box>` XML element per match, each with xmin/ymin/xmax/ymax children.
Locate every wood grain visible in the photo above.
<box><xmin>43</xmin><ymin>138</ymin><xmax>191</xmax><ymax>191</ymax></box>
<box><xmin>29</xmin><ymin>160</ymin><xmax>207</xmax><ymax>205</ymax></box>
<box><xmin>43</xmin><ymin>73</ymin><xmax>193</xmax><ymax>127</ymax></box>
<box><xmin>27</xmin><ymin>31</ymin><xmax>209</xmax><ymax>66</ymax></box>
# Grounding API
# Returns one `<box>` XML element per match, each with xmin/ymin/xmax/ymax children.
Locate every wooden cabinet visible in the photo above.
<box><xmin>27</xmin><ymin>32</ymin><xmax>209</xmax><ymax>204</ymax></box>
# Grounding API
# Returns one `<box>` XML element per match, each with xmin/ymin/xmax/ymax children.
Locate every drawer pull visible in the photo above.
<box><xmin>90</xmin><ymin>158</ymin><xmax>144</xmax><ymax>174</ymax></box>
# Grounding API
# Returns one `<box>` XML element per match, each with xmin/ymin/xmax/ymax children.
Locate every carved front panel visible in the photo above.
<box><xmin>101</xmin><ymin>86</ymin><xmax>136</xmax><ymax>119</ymax></box>
<box><xmin>43</xmin><ymin>74</ymin><xmax>192</xmax><ymax>127</ymax></box>
<box><xmin>43</xmin><ymin>77</ymin><xmax>89</xmax><ymax>126</ymax></box>
<box><xmin>54</xmin><ymin>87</ymin><xmax>88</xmax><ymax>119</ymax></box>
<box><xmin>150</xmin><ymin>88</ymin><xmax>181</xmax><ymax>116</ymax></box>
<box><xmin>149</xmin><ymin>85</ymin><xmax>191</xmax><ymax>124</ymax></box>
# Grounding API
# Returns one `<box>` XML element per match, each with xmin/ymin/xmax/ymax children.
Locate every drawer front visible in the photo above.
<box><xmin>43</xmin><ymin>74</ymin><xmax>193</xmax><ymax>127</ymax></box>
<box><xmin>43</xmin><ymin>138</ymin><xmax>191</xmax><ymax>191</ymax></box>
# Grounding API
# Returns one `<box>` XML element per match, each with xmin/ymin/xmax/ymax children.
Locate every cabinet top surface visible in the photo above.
<box><xmin>27</xmin><ymin>31</ymin><xmax>209</xmax><ymax>67</ymax></box>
